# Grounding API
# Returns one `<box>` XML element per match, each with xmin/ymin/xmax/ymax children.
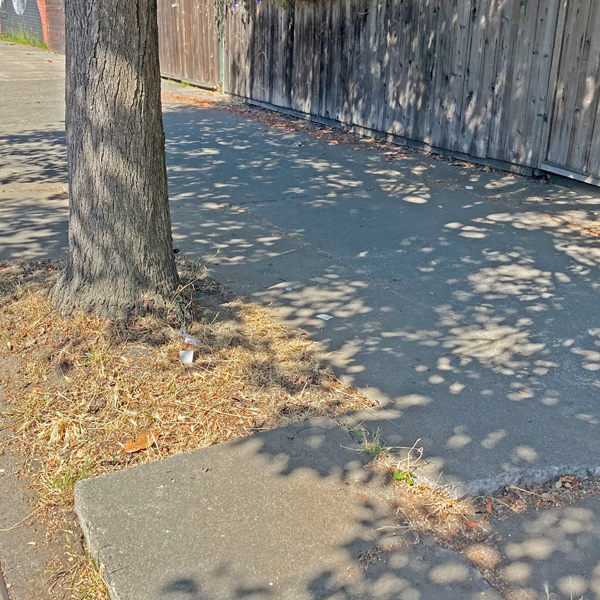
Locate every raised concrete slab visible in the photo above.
<box><xmin>494</xmin><ymin>495</ymin><xmax>600</xmax><ymax>600</ymax></box>
<box><xmin>75</xmin><ymin>418</ymin><xmax>499</xmax><ymax>600</ymax></box>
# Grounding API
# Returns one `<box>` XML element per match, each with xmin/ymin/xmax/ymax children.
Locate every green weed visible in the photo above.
<box><xmin>0</xmin><ymin>24</ymin><xmax>47</xmax><ymax>49</ymax></box>
<box><xmin>392</xmin><ymin>470</ymin><xmax>415</xmax><ymax>485</ymax></box>
<box><xmin>353</xmin><ymin>427</ymin><xmax>393</xmax><ymax>460</ymax></box>
<box><xmin>41</xmin><ymin>460</ymin><xmax>95</xmax><ymax>508</ymax></box>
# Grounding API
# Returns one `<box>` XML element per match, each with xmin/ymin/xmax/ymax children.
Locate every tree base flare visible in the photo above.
<box><xmin>52</xmin><ymin>270</ymin><xmax>190</xmax><ymax>322</ymax></box>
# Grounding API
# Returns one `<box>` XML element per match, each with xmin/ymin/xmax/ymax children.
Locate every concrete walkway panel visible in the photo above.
<box><xmin>76</xmin><ymin>418</ymin><xmax>499</xmax><ymax>600</ymax></box>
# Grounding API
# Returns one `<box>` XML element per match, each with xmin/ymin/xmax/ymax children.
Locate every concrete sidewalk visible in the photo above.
<box><xmin>75</xmin><ymin>418</ymin><xmax>500</xmax><ymax>600</ymax></box>
<box><xmin>160</xmin><ymin>102</ymin><xmax>600</xmax><ymax>495</ymax></box>
<box><xmin>4</xmin><ymin>40</ymin><xmax>600</xmax><ymax>600</ymax></box>
<box><xmin>0</xmin><ymin>41</ymin><xmax>68</xmax><ymax>261</ymax></box>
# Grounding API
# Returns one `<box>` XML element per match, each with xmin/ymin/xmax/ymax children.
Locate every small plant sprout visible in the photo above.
<box><xmin>392</xmin><ymin>470</ymin><xmax>415</xmax><ymax>485</ymax></box>
<box><xmin>356</xmin><ymin>428</ymin><xmax>393</xmax><ymax>460</ymax></box>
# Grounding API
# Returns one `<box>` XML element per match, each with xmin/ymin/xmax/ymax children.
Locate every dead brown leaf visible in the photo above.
<box><xmin>485</xmin><ymin>497</ymin><xmax>493</xmax><ymax>514</ymax></box>
<box><xmin>124</xmin><ymin>430</ymin><xmax>158</xmax><ymax>454</ymax></box>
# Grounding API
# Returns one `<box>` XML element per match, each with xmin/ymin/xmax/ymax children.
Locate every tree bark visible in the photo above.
<box><xmin>54</xmin><ymin>0</ymin><xmax>182</xmax><ymax>320</ymax></box>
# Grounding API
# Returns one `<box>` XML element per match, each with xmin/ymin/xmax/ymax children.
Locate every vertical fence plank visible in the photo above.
<box><xmin>457</xmin><ymin>0</ymin><xmax>490</xmax><ymax>156</ymax></box>
<box><xmin>522</xmin><ymin>0</ymin><xmax>561</xmax><ymax>167</ymax></box>
<box><xmin>546</xmin><ymin>0</ymin><xmax>593</xmax><ymax>167</ymax></box>
<box><xmin>567</xmin><ymin>1</ymin><xmax>600</xmax><ymax>173</ymax></box>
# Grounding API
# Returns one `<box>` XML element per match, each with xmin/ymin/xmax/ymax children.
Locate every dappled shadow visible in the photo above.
<box><xmin>494</xmin><ymin>497</ymin><xmax>600</xmax><ymax>599</ymax></box>
<box><xmin>0</xmin><ymin>128</ymin><xmax>67</xmax><ymax>189</ymax></box>
<box><xmin>0</xmin><ymin>128</ymin><xmax>69</xmax><ymax>259</ymax></box>
<box><xmin>5</xmin><ymin>43</ymin><xmax>600</xmax><ymax>598</ymax></box>
<box><xmin>223</xmin><ymin>0</ymin><xmax>565</xmax><ymax>177</ymax></box>
<box><xmin>0</xmin><ymin>190</ymin><xmax>68</xmax><ymax>261</ymax></box>
<box><xmin>77</xmin><ymin>418</ymin><xmax>496</xmax><ymax>600</ymax></box>
<box><xmin>159</xmin><ymin>101</ymin><xmax>600</xmax><ymax>497</ymax></box>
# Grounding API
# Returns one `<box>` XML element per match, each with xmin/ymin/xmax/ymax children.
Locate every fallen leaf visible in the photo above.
<box><xmin>124</xmin><ymin>430</ymin><xmax>158</xmax><ymax>453</ymax></box>
<box><xmin>485</xmin><ymin>497</ymin><xmax>493</xmax><ymax>514</ymax></box>
<box><xmin>559</xmin><ymin>474</ymin><xmax>580</xmax><ymax>488</ymax></box>
<box><xmin>465</xmin><ymin>520</ymin><xmax>480</xmax><ymax>529</ymax></box>
<box><xmin>541</xmin><ymin>492</ymin><xmax>557</xmax><ymax>502</ymax></box>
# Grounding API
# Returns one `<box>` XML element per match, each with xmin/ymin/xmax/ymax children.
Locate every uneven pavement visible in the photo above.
<box><xmin>76</xmin><ymin>418</ymin><xmax>500</xmax><ymax>600</ymax></box>
<box><xmin>4</xmin><ymin>41</ymin><xmax>600</xmax><ymax>599</ymax></box>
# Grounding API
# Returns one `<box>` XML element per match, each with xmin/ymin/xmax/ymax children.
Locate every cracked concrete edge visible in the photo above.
<box><xmin>74</xmin><ymin>485</ymin><xmax>125</xmax><ymax>600</ymax></box>
<box><xmin>334</xmin><ymin>414</ymin><xmax>600</xmax><ymax>499</ymax></box>
<box><xmin>440</xmin><ymin>464</ymin><xmax>600</xmax><ymax>499</ymax></box>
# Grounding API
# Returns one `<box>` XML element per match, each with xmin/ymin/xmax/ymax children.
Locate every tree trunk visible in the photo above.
<box><xmin>54</xmin><ymin>0</ymin><xmax>182</xmax><ymax>320</ymax></box>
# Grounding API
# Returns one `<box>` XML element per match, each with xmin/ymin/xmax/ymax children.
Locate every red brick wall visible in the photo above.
<box><xmin>42</xmin><ymin>0</ymin><xmax>64</xmax><ymax>53</ymax></box>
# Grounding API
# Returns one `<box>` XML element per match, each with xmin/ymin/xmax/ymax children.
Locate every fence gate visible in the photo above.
<box><xmin>157</xmin><ymin>0</ymin><xmax>220</xmax><ymax>90</ymax></box>
<box><xmin>543</xmin><ymin>0</ymin><xmax>600</xmax><ymax>185</ymax></box>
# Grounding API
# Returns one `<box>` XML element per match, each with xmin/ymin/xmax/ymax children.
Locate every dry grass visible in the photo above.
<box><xmin>365</xmin><ymin>440</ymin><xmax>478</xmax><ymax>543</ymax></box>
<box><xmin>0</xmin><ymin>258</ymin><xmax>375</xmax><ymax>599</ymax></box>
<box><xmin>361</xmin><ymin>437</ymin><xmax>513</xmax><ymax>597</ymax></box>
<box><xmin>48</xmin><ymin>543</ymin><xmax>108</xmax><ymax>600</ymax></box>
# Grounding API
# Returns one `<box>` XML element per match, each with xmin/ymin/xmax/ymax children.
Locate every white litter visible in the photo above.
<box><xmin>179</xmin><ymin>350</ymin><xmax>194</xmax><ymax>364</ymax></box>
<box><xmin>178</xmin><ymin>327</ymin><xmax>199</xmax><ymax>346</ymax></box>
<box><xmin>465</xmin><ymin>185</ymin><xmax>474</xmax><ymax>190</ymax></box>
<box><xmin>285</xmin><ymin>286</ymin><xmax>293</xmax><ymax>292</ymax></box>
<box><xmin>316</xmin><ymin>314</ymin><xmax>333</xmax><ymax>321</ymax></box>
<box><xmin>293</xmin><ymin>141</ymin><xmax>302</xmax><ymax>147</ymax></box>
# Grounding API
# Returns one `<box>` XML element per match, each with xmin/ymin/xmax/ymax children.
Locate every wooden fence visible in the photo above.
<box><xmin>223</xmin><ymin>0</ymin><xmax>600</xmax><ymax>185</ymax></box>
<box><xmin>6</xmin><ymin>0</ymin><xmax>600</xmax><ymax>185</ymax></box>
<box><xmin>157</xmin><ymin>0</ymin><xmax>220</xmax><ymax>89</ymax></box>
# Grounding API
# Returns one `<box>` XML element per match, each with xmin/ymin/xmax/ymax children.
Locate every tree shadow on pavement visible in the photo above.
<box><xmin>0</xmin><ymin>128</ymin><xmax>67</xmax><ymax>189</ymax></box>
<box><xmin>0</xmin><ymin>128</ymin><xmax>68</xmax><ymax>261</ymax></box>
<box><xmin>160</xmin><ymin>102</ymin><xmax>600</xmax><ymax>497</ymax></box>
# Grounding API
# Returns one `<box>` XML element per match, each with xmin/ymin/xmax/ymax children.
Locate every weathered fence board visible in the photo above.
<box><xmin>544</xmin><ymin>0</ymin><xmax>600</xmax><ymax>180</ymax></box>
<box><xmin>545</xmin><ymin>0</ymin><xmax>593</xmax><ymax>170</ymax></box>
<box><xmin>157</xmin><ymin>0</ymin><xmax>219</xmax><ymax>88</ymax></box>
<box><xmin>223</xmin><ymin>0</ymin><xmax>565</xmax><ymax>171</ymax></box>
